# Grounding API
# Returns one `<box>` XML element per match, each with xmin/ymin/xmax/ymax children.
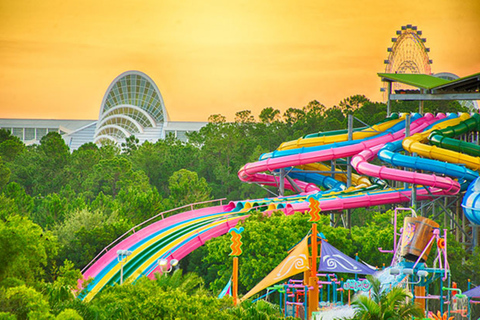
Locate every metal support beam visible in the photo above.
<box><xmin>330</xmin><ymin>160</ymin><xmax>336</xmax><ymax>227</ymax></box>
<box><xmin>419</xmin><ymin>90</ymin><xmax>424</xmax><ymax>114</ymax></box>
<box><xmin>346</xmin><ymin>115</ymin><xmax>353</xmax><ymax>229</ymax></box>
<box><xmin>387</xmin><ymin>81</ymin><xmax>392</xmax><ymax>117</ymax></box>
<box><xmin>426</xmin><ymin>189</ymin><xmax>471</xmax><ymax>240</ymax></box>
<box><xmin>279</xmin><ymin>168</ymin><xmax>285</xmax><ymax>197</ymax></box>
<box><xmin>390</xmin><ymin>93</ymin><xmax>480</xmax><ymax>101</ymax></box>
<box><xmin>286</xmin><ymin>176</ymin><xmax>303</xmax><ymax>194</ymax></box>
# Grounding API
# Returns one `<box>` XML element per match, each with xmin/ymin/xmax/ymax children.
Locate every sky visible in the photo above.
<box><xmin>1</xmin><ymin>0</ymin><xmax>479</xmax><ymax>122</ymax></box>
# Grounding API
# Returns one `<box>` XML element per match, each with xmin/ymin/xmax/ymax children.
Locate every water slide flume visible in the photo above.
<box><xmin>238</xmin><ymin>113</ymin><xmax>441</xmax><ymax>189</ymax></box>
<box><xmin>277</xmin><ymin>113</ymin><xmax>406</xmax><ymax>150</ymax></box>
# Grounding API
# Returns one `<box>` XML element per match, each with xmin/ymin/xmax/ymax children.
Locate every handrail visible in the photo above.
<box><xmin>81</xmin><ymin>198</ymin><xmax>226</xmax><ymax>273</ymax></box>
<box><xmin>142</xmin><ymin>203</ymin><xmax>271</xmax><ymax>276</ymax></box>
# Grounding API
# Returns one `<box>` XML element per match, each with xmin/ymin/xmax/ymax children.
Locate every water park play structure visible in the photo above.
<box><xmin>238</xmin><ymin>207</ymin><xmax>472</xmax><ymax>319</ymax></box>
<box><xmin>79</xmin><ymin>111</ymin><xmax>480</xmax><ymax>318</ymax></box>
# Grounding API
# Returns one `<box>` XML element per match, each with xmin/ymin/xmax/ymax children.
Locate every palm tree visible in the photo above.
<box><xmin>348</xmin><ymin>275</ymin><xmax>424</xmax><ymax>320</ymax></box>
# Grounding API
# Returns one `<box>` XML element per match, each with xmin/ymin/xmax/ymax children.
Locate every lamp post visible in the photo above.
<box><xmin>117</xmin><ymin>249</ymin><xmax>132</xmax><ymax>284</ymax></box>
<box><xmin>158</xmin><ymin>258</ymin><xmax>179</xmax><ymax>274</ymax></box>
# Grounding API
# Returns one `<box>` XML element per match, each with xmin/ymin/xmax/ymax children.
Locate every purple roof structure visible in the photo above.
<box><xmin>318</xmin><ymin>241</ymin><xmax>376</xmax><ymax>275</ymax></box>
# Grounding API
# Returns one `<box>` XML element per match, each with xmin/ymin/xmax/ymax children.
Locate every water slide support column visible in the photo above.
<box><xmin>405</xmin><ymin>114</ymin><xmax>417</xmax><ymax>208</ymax></box>
<box><xmin>330</xmin><ymin>160</ymin><xmax>336</xmax><ymax>227</ymax></box>
<box><xmin>279</xmin><ymin>168</ymin><xmax>285</xmax><ymax>197</ymax></box>
<box><xmin>346</xmin><ymin>114</ymin><xmax>353</xmax><ymax>229</ymax></box>
<box><xmin>419</xmin><ymin>90</ymin><xmax>424</xmax><ymax>114</ymax></box>
<box><xmin>456</xmin><ymin>199</ymin><xmax>461</xmax><ymax>243</ymax></box>
<box><xmin>387</xmin><ymin>81</ymin><xmax>392</xmax><ymax>117</ymax></box>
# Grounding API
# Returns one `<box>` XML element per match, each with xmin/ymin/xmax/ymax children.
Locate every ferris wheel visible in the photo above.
<box><xmin>382</xmin><ymin>24</ymin><xmax>433</xmax><ymax>99</ymax></box>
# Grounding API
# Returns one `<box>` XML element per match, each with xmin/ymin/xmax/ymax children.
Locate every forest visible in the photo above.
<box><xmin>1</xmin><ymin>95</ymin><xmax>479</xmax><ymax>319</ymax></box>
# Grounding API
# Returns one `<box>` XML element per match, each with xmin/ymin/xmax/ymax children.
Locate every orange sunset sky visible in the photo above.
<box><xmin>1</xmin><ymin>0</ymin><xmax>479</xmax><ymax>122</ymax></box>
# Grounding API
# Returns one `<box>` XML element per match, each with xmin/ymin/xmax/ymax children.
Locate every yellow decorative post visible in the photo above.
<box><xmin>307</xmin><ymin>198</ymin><xmax>321</xmax><ymax>319</ymax></box>
<box><xmin>229</xmin><ymin>227</ymin><xmax>244</xmax><ymax>306</ymax></box>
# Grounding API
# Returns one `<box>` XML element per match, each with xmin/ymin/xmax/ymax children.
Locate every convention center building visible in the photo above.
<box><xmin>0</xmin><ymin>71</ymin><xmax>207</xmax><ymax>150</ymax></box>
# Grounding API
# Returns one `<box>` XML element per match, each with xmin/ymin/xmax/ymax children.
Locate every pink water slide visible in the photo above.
<box><xmin>238</xmin><ymin>113</ymin><xmax>444</xmax><ymax>192</ymax></box>
<box><xmin>82</xmin><ymin>203</ymin><xmax>236</xmax><ymax>283</ymax></box>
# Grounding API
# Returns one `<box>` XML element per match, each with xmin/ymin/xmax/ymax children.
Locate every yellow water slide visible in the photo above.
<box><xmin>403</xmin><ymin>113</ymin><xmax>480</xmax><ymax>171</ymax></box>
<box><xmin>278</xmin><ymin>113</ymin><xmax>408</xmax><ymax>151</ymax></box>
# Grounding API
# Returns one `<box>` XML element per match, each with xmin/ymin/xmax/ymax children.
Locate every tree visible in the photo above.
<box><xmin>167</xmin><ymin>169</ymin><xmax>212</xmax><ymax>208</ymax></box>
<box><xmin>121</xmin><ymin>135</ymin><xmax>140</xmax><ymax>155</ymax></box>
<box><xmin>115</xmin><ymin>186</ymin><xmax>163</xmax><ymax>224</ymax></box>
<box><xmin>83</xmin><ymin>157</ymin><xmax>151</xmax><ymax>198</ymax></box>
<box><xmin>55</xmin><ymin>309</ymin><xmax>83</xmax><ymax>320</ymax></box>
<box><xmin>39</xmin><ymin>132</ymin><xmax>70</xmax><ymax>171</ymax></box>
<box><xmin>0</xmin><ymin>285</ymin><xmax>53</xmax><ymax>319</ymax></box>
<box><xmin>259</xmin><ymin>107</ymin><xmax>281</xmax><ymax>124</ymax></box>
<box><xmin>9</xmin><ymin>132</ymin><xmax>70</xmax><ymax>196</ymax></box>
<box><xmin>89</xmin><ymin>272</ymin><xmax>233</xmax><ymax>320</ymax></box>
<box><xmin>228</xmin><ymin>300</ymin><xmax>295</xmax><ymax>319</ymax></box>
<box><xmin>339</xmin><ymin>95</ymin><xmax>370</xmax><ymax>116</ymax></box>
<box><xmin>353</xmin><ymin>101</ymin><xmax>387</xmax><ymax>126</ymax></box>
<box><xmin>43</xmin><ymin>260</ymin><xmax>85</xmax><ymax>316</ymax></box>
<box><xmin>0</xmin><ymin>215</ymin><xmax>57</xmax><ymax>286</ymax></box>
<box><xmin>32</xmin><ymin>187</ymin><xmax>86</xmax><ymax>229</ymax></box>
<box><xmin>1</xmin><ymin>182</ymin><xmax>34</xmax><ymax>217</ymax></box>
<box><xmin>53</xmin><ymin>208</ymin><xmax>131</xmax><ymax>269</ymax></box>
<box><xmin>0</xmin><ymin>157</ymin><xmax>11</xmax><ymax>191</ymax></box>
<box><xmin>0</xmin><ymin>129</ymin><xmax>24</xmax><ymax>162</ymax></box>
<box><xmin>348</xmin><ymin>275</ymin><xmax>424</xmax><ymax>320</ymax></box>
<box><xmin>129</xmin><ymin>138</ymin><xmax>200</xmax><ymax>197</ymax></box>
<box><xmin>235</xmin><ymin>110</ymin><xmax>255</xmax><ymax>123</ymax></box>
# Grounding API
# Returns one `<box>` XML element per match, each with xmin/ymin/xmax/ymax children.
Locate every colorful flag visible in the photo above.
<box><xmin>218</xmin><ymin>279</ymin><xmax>232</xmax><ymax>299</ymax></box>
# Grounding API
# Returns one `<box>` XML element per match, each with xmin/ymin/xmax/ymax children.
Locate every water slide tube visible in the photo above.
<box><xmin>278</xmin><ymin>113</ymin><xmax>407</xmax><ymax>150</ymax></box>
<box><xmin>429</xmin><ymin>113</ymin><xmax>480</xmax><ymax>157</ymax></box>
<box><xmin>238</xmin><ymin>114</ymin><xmax>451</xmax><ymax>215</ymax></box>
<box><xmin>294</xmin><ymin>163</ymin><xmax>372</xmax><ymax>188</ymax></box>
<box><xmin>259</xmin><ymin>114</ymin><xmax>420</xmax><ymax>161</ymax></box>
<box><xmin>238</xmin><ymin>113</ymin><xmax>440</xmax><ymax>187</ymax></box>
<box><xmin>302</xmin><ymin>113</ymin><xmax>400</xmax><ymax>139</ymax></box>
<box><xmin>351</xmin><ymin>115</ymin><xmax>469</xmax><ymax>196</ymax></box>
<box><xmin>403</xmin><ymin>126</ymin><xmax>480</xmax><ymax>172</ymax></box>
<box><xmin>402</xmin><ymin>113</ymin><xmax>480</xmax><ymax>225</ymax></box>
<box><xmin>379</xmin><ymin>140</ymin><xmax>478</xmax><ymax>191</ymax></box>
<box><xmin>462</xmin><ymin>178</ymin><xmax>480</xmax><ymax>224</ymax></box>
<box><xmin>81</xmin><ymin>204</ymin><xmax>244</xmax><ymax>301</ymax></box>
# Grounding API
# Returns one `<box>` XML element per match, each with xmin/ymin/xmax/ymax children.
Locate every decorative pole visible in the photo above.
<box><xmin>307</xmin><ymin>198</ymin><xmax>321</xmax><ymax>319</ymax></box>
<box><xmin>229</xmin><ymin>227</ymin><xmax>244</xmax><ymax>306</ymax></box>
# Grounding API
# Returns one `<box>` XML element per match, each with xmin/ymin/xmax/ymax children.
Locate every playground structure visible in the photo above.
<box><xmin>78</xmin><ymin>109</ymin><xmax>480</xmax><ymax>318</ymax></box>
<box><xmin>238</xmin><ymin>207</ymin><xmax>471</xmax><ymax>320</ymax></box>
<box><xmin>240</xmin><ymin>223</ymin><xmax>376</xmax><ymax>319</ymax></box>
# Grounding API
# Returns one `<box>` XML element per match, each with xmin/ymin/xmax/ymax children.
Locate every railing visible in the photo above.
<box><xmin>81</xmin><ymin>198</ymin><xmax>226</xmax><ymax>273</ymax></box>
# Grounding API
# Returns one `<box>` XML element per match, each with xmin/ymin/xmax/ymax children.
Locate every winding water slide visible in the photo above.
<box><xmin>80</xmin><ymin>112</ymin><xmax>480</xmax><ymax>301</ymax></box>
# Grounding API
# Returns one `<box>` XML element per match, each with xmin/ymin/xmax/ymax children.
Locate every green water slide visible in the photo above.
<box><xmin>429</xmin><ymin>113</ymin><xmax>480</xmax><ymax>157</ymax></box>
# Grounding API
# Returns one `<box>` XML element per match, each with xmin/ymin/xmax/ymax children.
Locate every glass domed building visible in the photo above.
<box><xmin>94</xmin><ymin>71</ymin><xmax>170</xmax><ymax>145</ymax></box>
<box><xmin>0</xmin><ymin>70</ymin><xmax>206</xmax><ymax>150</ymax></box>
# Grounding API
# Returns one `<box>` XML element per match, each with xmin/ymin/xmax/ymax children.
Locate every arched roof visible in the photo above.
<box><xmin>94</xmin><ymin>71</ymin><xmax>168</xmax><ymax>144</ymax></box>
